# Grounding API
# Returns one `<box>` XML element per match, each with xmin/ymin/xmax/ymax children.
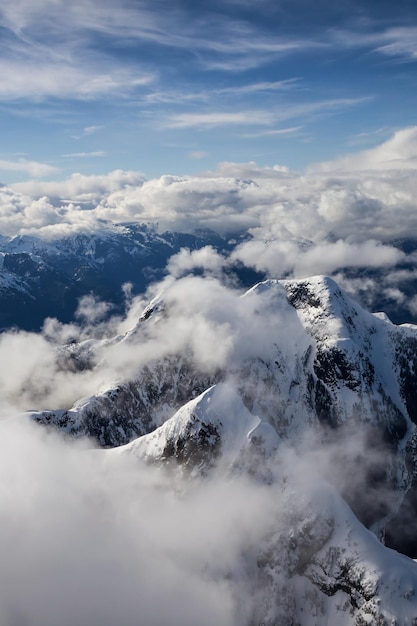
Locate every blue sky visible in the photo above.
<box><xmin>0</xmin><ymin>0</ymin><xmax>417</xmax><ymax>182</ymax></box>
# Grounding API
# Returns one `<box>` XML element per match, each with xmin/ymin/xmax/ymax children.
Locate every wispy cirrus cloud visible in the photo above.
<box><xmin>197</xmin><ymin>36</ymin><xmax>327</xmax><ymax>71</ymax></box>
<box><xmin>0</xmin><ymin>3</ymin><xmax>415</xmax><ymax>108</ymax></box>
<box><xmin>144</xmin><ymin>79</ymin><xmax>299</xmax><ymax>106</ymax></box>
<box><xmin>162</xmin><ymin>97</ymin><xmax>369</xmax><ymax>130</ymax></box>
<box><xmin>331</xmin><ymin>26</ymin><xmax>417</xmax><ymax>62</ymax></box>
<box><xmin>0</xmin><ymin>59</ymin><xmax>154</xmax><ymax>101</ymax></box>
<box><xmin>62</xmin><ymin>152</ymin><xmax>106</xmax><ymax>159</ymax></box>
<box><xmin>163</xmin><ymin>110</ymin><xmax>277</xmax><ymax>129</ymax></box>
<box><xmin>0</xmin><ymin>0</ymin><xmax>325</xmax><ymax>81</ymax></box>
<box><xmin>279</xmin><ymin>96</ymin><xmax>372</xmax><ymax>121</ymax></box>
<box><xmin>238</xmin><ymin>126</ymin><xmax>303</xmax><ymax>138</ymax></box>
<box><xmin>216</xmin><ymin>79</ymin><xmax>299</xmax><ymax>96</ymax></box>
<box><xmin>346</xmin><ymin>127</ymin><xmax>391</xmax><ymax>147</ymax></box>
<box><xmin>374</xmin><ymin>26</ymin><xmax>417</xmax><ymax>61</ymax></box>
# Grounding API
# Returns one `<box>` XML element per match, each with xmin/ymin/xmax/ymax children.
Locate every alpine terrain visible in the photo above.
<box><xmin>23</xmin><ymin>273</ymin><xmax>417</xmax><ymax>625</ymax></box>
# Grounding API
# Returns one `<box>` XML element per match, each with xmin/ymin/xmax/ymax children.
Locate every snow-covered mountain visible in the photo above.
<box><xmin>109</xmin><ymin>383</ymin><xmax>417</xmax><ymax>625</ymax></box>
<box><xmin>20</xmin><ymin>274</ymin><xmax>417</xmax><ymax>623</ymax></box>
<box><xmin>30</xmin><ymin>276</ymin><xmax>417</xmax><ymax>545</ymax></box>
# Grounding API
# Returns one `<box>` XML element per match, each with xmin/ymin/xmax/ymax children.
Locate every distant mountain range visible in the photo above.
<box><xmin>0</xmin><ymin>223</ymin><xmax>261</xmax><ymax>331</ymax></box>
<box><xmin>1</xmin><ymin>224</ymin><xmax>417</xmax><ymax>331</ymax></box>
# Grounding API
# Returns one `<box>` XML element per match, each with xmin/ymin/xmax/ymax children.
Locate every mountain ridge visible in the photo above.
<box><xmin>12</xmin><ymin>272</ymin><xmax>417</xmax><ymax>623</ymax></box>
<box><xmin>27</xmin><ymin>276</ymin><xmax>417</xmax><ymax>550</ymax></box>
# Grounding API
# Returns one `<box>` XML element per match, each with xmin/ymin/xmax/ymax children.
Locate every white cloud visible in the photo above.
<box><xmin>145</xmin><ymin>80</ymin><xmax>299</xmax><ymax>106</ymax></box>
<box><xmin>167</xmin><ymin>246</ymin><xmax>227</xmax><ymax>278</ymax></box>
<box><xmin>164</xmin><ymin>110</ymin><xmax>276</xmax><ymax>129</ymax></box>
<box><xmin>0</xmin><ymin>158</ymin><xmax>57</xmax><ymax>177</ymax></box>
<box><xmin>0</xmin><ymin>272</ymin><xmax>308</xmax><ymax>409</ymax></box>
<box><xmin>0</xmin><ymin>0</ymin><xmax>411</xmax><ymax>120</ymax></box>
<box><xmin>294</xmin><ymin>240</ymin><xmax>403</xmax><ymax>276</ymax></box>
<box><xmin>215</xmin><ymin>79</ymin><xmax>299</xmax><ymax>95</ymax></box>
<box><xmin>204</xmin><ymin>161</ymin><xmax>294</xmax><ymax>178</ymax></box>
<box><xmin>0</xmin><ymin>398</ymin><xmax>412</xmax><ymax>626</ymax></box>
<box><xmin>75</xmin><ymin>294</ymin><xmax>114</xmax><ymax>324</ymax></box>
<box><xmin>163</xmin><ymin>98</ymin><xmax>368</xmax><ymax>131</ymax></box>
<box><xmin>0</xmin><ymin>127</ymin><xmax>416</xmax><ymax>287</ymax></box>
<box><xmin>310</xmin><ymin>127</ymin><xmax>417</xmax><ymax>173</ymax></box>
<box><xmin>333</xmin><ymin>26</ymin><xmax>417</xmax><ymax>62</ymax></box>
<box><xmin>188</xmin><ymin>151</ymin><xmax>209</xmax><ymax>160</ymax></box>
<box><xmin>62</xmin><ymin>151</ymin><xmax>106</xmax><ymax>158</ymax></box>
<box><xmin>14</xmin><ymin>168</ymin><xmax>145</xmax><ymax>201</ymax></box>
<box><xmin>383</xmin><ymin>287</ymin><xmax>407</xmax><ymax>305</ymax></box>
<box><xmin>408</xmin><ymin>295</ymin><xmax>417</xmax><ymax>316</ymax></box>
<box><xmin>0</xmin><ymin>59</ymin><xmax>154</xmax><ymax>101</ymax></box>
<box><xmin>71</xmin><ymin>125</ymin><xmax>105</xmax><ymax>140</ymax></box>
<box><xmin>84</xmin><ymin>125</ymin><xmax>103</xmax><ymax>135</ymax></box>
<box><xmin>1</xmin><ymin>405</ymin><xmax>374</xmax><ymax>626</ymax></box>
<box><xmin>346</xmin><ymin>127</ymin><xmax>390</xmax><ymax>147</ymax></box>
<box><xmin>239</xmin><ymin>125</ymin><xmax>303</xmax><ymax>138</ymax></box>
<box><xmin>0</xmin><ymin>417</ymin><xmax>247</xmax><ymax>626</ymax></box>
<box><xmin>375</xmin><ymin>30</ymin><xmax>417</xmax><ymax>60</ymax></box>
<box><xmin>231</xmin><ymin>238</ymin><xmax>403</xmax><ymax>279</ymax></box>
<box><xmin>0</xmin><ymin>0</ymin><xmax>326</xmax><ymax>112</ymax></box>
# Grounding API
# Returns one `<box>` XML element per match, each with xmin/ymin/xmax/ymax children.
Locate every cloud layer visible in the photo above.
<box><xmin>4</xmin><ymin>127</ymin><xmax>416</xmax><ymax>242</ymax></box>
<box><xmin>0</xmin><ymin>383</ymin><xmax>415</xmax><ymax>624</ymax></box>
<box><xmin>0</xmin><ymin>417</ymin><xmax>250</xmax><ymax>626</ymax></box>
<box><xmin>0</xmin><ymin>127</ymin><xmax>416</xmax><ymax>323</ymax></box>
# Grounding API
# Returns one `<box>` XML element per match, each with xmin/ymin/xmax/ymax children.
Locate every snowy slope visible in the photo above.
<box><xmin>250</xmin><ymin>471</ymin><xmax>417</xmax><ymax>626</ymax></box>
<box><xmin>108</xmin><ymin>382</ymin><xmax>417</xmax><ymax>625</ymax></box>
<box><xmin>112</xmin><ymin>383</ymin><xmax>280</xmax><ymax>475</ymax></box>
